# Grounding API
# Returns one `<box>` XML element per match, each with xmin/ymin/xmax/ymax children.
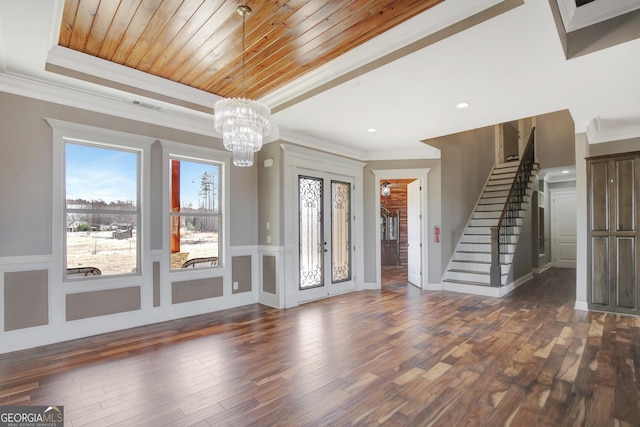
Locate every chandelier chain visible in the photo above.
<box><xmin>213</xmin><ymin>5</ymin><xmax>271</xmax><ymax>167</ymax></box>
<box><xmin>241</xmin><ymin>10</ymin><xmax>246</xmax><ymax>98</ymax></box>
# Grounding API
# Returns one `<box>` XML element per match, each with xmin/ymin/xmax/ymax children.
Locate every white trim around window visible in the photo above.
<box><xmin>160</xmin><ymin>140</ymin><xmax>231</xmax><ymax>288</ymax></box>
<box><xmin>47</xmin><ymin>118</ymin><xmax>154</xmax><ymax>326</ymax></box>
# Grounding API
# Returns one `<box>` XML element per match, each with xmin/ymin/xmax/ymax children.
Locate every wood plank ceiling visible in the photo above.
<box><xmin>58</xmin><ymin>0</ymin><xmax>444</xmax><ymax>100</ymax></box>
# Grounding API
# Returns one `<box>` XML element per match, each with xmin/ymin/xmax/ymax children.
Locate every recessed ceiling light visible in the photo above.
<box><xmin>456</xmin><ymin>102</ymin><xmax>470</xmax><ymax>109</ymax></box>
<box><xmin>367</xmin><ymin>128</ymin><xmax>377</xmax><ymax>133</ymax></box>
<box><xmin>562</xmin><ymin>170</ymin><xmax>569</xmax><ymax>174</ymax></box>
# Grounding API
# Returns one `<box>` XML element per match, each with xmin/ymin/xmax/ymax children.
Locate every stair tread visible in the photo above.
<box><xmin>453</xmin><ymin>260</ymin><xmax>508</xmax><ymax>266</ymax></box>
<box><xmin>448</xmin><ymin>269</ymin><xmax>489</xmax><ymax>275</ymax></box>
<box><xmin>457</xmin><ymin>250</ymin><xmax>515</xmax><ymax>255</ymax></box>
<box><xmin>442</xmin><ymin>279</ymin><xmax>491</xmax><ymax>287</ymax></box>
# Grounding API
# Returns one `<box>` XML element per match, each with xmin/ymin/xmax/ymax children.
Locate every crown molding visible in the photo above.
<box><xmin>46</xmin><ymin>46</ymin><xmax>220</xmax><ymax>113</ymax></box>
<box><xmin>270</xmin><ymin>126</ymin><xmax>441</xmax><ymax>162</ymax></box>
<box><xmin>362</xmin><ymin>146</ymin><xmax>441</xmax><ymax>161</ymax></box>
<box><xmin>280</xmin><ymin>142</ymin><xmax>366</xmax><ymax>170</ymax></box>
<box><xmin>274</xmin><ymin>126</ymin><xmax>367</xmax><ymax>160</ymax></box>
<box><xmin>586</xmin><ymin>116</ymin><xmax>640</xmax><ymax>144</ymax></box>
<box><xmin>0</xmin><ymin>71</ymin><xmax>219</xmax><ymax>138</ymax></box>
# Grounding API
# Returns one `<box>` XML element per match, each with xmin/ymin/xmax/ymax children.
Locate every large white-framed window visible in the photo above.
<box><xmin>162</xmin><ymin>141</ymin><xmax>230</xmax><ymax>278</ymax></box>
<box><xmin>48</xmin><ymin>119</ymin><xmax>153</xmax><ymax>287</ymax></box>
<box><xmin>64</xmin><ymin>141</ymin><xmax>141</xmax><ymax>279</ymax></box>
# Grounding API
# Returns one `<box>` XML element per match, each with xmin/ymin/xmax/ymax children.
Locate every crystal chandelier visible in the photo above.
<box><xmin>214</xmin><ymin>6</ymin><xmax>271</xmax><ymax>167</ymax></box>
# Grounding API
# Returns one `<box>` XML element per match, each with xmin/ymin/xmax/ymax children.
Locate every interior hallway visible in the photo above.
<box><xmin>0</xmin><ymin>268</ymin><xmax>637</xmax><ymax>426</ymax></box>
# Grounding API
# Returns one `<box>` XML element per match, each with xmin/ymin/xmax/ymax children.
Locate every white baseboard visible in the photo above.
<box><xmin>361</xmin><ymin>282</ymin><xmax>378</xmax><ymax>290</ymax></box>
<box><xmin>499</xmin><ymin>273</ymin><xmax>533</xmax><ymax>297</ymax></box>
<box><xmin>425</xmin><ymin>282</ymin><xmax>443</xmax><ymax>291</ymax></box>
<box><xmin>443</xmin><ymin>281</ymin><xmax>501</xmax><ymax>297</ymax></box>
<box><xmin>0</xmin><ymin>291</ymin><xmax>259</xmax><ymax>354</ymax></box>
<box><xmin>574</xmin><ymin>300</ymin><xmax>589</xmax><ymax>311</ymax></box>
<box><xmin>259</xmin><ymin>291</ymin><xmax>279</xmax><ymax>309</ymax></box>
<box><xmin>532</xmin><ymin>263</ymin><xmax>552</xmax><ymax>274</ymax></box>
<box><xmin>442</xmin><ymin>273</ymin><xmax>533</xmax><ymax>298</ymax></box>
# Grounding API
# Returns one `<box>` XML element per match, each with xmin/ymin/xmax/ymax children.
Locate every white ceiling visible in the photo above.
<box><xmin>1</xmin><ymin>0</ymin><xmax>639</xmax><ymax>161</ymax></box>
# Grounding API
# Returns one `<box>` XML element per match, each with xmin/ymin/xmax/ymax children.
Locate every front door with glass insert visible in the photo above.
<box><xmin>298</xmin><ymin>172</ymin><xmax>354</xmax><ymax>302</ymax></box>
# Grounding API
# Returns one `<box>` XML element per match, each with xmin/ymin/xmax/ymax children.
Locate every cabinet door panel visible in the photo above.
<box><xmin>616</xmin><ymin>237</ymin><xmax>636</xmax><ymax>309</ymax></box>
<box><xmin>615</xmin><ymin>159</ymin><xmax>635</xmax><ymax>232</ymax></box>
<box><xmin>589</xmin><ymin>161</ymin><xmax>609</xmax><ymax>232</ymax></box>
<box><xmin>591</xmin><ymin>236</ymin><xmax>609</xmax><ymax>306</ymax></box>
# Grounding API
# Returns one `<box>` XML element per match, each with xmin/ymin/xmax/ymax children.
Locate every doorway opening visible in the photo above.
<box><xmin>550</xmin><ymin>188</ymin><xmax>577</xmax><ymax>268</ymax></box>
<box><xmin>372</xmin><ymin>168</ymin><xmax>430</xmax><ymax>291</ymax></box>
<box><xmin>380</xmin><ymin>178</ymin><xmax>416</xmax><ymax>286</ymax></box>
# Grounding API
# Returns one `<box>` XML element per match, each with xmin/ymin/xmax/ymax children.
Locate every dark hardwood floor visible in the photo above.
<box><xmin>1</xmin><ymin>268</ymin><xmax>639</xmax><ymax>426</ymax></box>
<box><xmin>382</xmin><ymin>265</ymin><xmax>408</xmax><ymax>286</ymax></box>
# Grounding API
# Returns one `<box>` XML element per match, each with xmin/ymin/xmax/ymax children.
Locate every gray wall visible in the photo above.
<box><xmin>531</xmin><ymin>180</ymin><xmax>543</xmax><ymax>269</ymax></box>
<box><xmin>232</xmin><ymin>255</ymin><xmax>252</xmax><ymax>294</ymax></box>
<box><xmin>536</xmin><ymin>110</ymin><xmax>575</xmax><ymax>169</ymax></box>
<box><xmin>257</xmin><ymin>142</ymin><xmax>282</xmax><ymax>246</ymax></box>
<box><xmin>363</xmin><ymin>159</ymin><xmax>442</xmax><ymax>284</ymax></box>
<box><xmin>230</xmin><ymin>164</ymin><xmax>259</xmax><ymax>246</ymax></box>
<box><xmin>172</xmin><ymin>277</ymin><xmax>224</xmax><ymax>304</ymax></box>
<box><xmin>543</xmin><ymin>181</ymin><xmax>552</xmax><ymax>266</ymax></box>
<box><xmin>150</xmin><ymin>141</ymin><xmax>164</xmax><ymax>250</ymax></box>
<box><xmin>0</xmin><ymin>91</ymin><xmax>259</xmax><ymax>255</ymax></box>
<box><xmin>4</xmin><ymin>270</ymin><xmax>49</xmax><ymax>331</ymax></box>
<box><xmin>263</xmin><ymin>255</ymin><xmax>277</xmax><ymax>294</ymax></box>
<box><xmin>589</xmin><ymin>136</ymin><xmax>640</xmax><ymax>157</ymax></box>
<box><xmin>153</xmin><ymin>261</ymin><xmax>161</xmax><ymax>307</ymax></box>
<box><xmin>0</xmin><ymin>94</ymin><xmax>53</xmax><ymax>256</ymax></box>
<box><xmin>66</xmin><ymin>287</ymin><xmax>141</xmax><ymax>321</ymax></box>
<box><xmin>426</xmin><ymin>126</ymin><xmax>496</xmax><ymax>273</ymax></box>
<box><xmin>510</xmin><ymin>202</ymin><xmax>533</xmax><ymax>282</ymax></box>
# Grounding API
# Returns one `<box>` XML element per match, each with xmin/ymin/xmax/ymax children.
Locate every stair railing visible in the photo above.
<box><xmin>489</xmin><ymin>128</ymin><xmax>536</xmax><ymax>286</ymax></box>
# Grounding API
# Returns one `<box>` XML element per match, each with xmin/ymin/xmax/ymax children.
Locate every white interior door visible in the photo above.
<box><xmin>298</xmin><ymin>170</ymin><xmax>355</xmax><ymax>302</ymax></box>
<box><xmin>407</xmin><ymin>179</ymin><xmax>422</xmax><ymax>287</ymax></box>
<box><xmin>551</xmin><ymin>190</ymin><xmax>577</xmax><ymax>268</ymax></box>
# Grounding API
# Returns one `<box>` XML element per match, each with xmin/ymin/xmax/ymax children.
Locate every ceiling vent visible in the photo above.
<box><xmin>130</xmin><ymin>99</ymin><xmax>162</xmax><ymax>111</ymax></box>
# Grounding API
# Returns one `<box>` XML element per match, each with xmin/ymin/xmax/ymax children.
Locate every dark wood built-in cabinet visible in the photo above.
<box><xmin>587</xmin><ymin>152</ymin><xmax>640</xmax><ymax>315</ymax></box>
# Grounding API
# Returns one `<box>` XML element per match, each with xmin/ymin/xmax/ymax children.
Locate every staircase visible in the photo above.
<box><xmin>442</xmin><ymin>160</ymin><xmax>538</xmax><ymax>288</ymax></box>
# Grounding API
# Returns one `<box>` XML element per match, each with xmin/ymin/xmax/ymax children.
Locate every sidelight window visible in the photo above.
<box><xmin>299</xmin><ymin>176</ymin><xmax>323</xmax><ymax>288</ymax></box>
<box><xmin>331</xmin><ymin>181</ymin><xmax>351</xmax><ymax>283</ymax></box>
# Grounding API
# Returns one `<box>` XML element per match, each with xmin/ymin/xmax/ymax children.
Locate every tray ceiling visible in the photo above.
<box><xmin>58</xmin><ymin>0</ymin><xmax>443</xmax><ymax>100</ymax></box>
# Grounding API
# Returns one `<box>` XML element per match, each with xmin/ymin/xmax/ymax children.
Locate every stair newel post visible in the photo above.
<box><xmin>490</xmin><ymin>226</ymin><xmax>501</xmax><ymax>287</ymax></box>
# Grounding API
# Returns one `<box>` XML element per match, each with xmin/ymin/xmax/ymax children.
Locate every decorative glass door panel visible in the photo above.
<box><xmin>331</xmin><ymin>181</ymin><xmax>351</xmax><ymax>283</ymax></box>
<box><xmin>298</xmin><ymin>172</ymin><xmax>354</xmax><ymax>299</ymax></box>
<box><xmin>299</xmin><ymin>176</ymin><xmax>323</xmax><ymax>289</ymax></box>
